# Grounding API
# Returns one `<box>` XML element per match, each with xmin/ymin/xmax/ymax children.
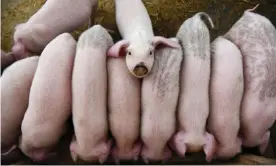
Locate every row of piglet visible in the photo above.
<box><xmin>1</xmin><ymin>0</ymin><xmax>276</xmax><ymax>164</ymax></box>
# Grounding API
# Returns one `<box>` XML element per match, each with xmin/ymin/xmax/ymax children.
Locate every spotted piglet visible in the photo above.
<box><xmin>170</xmin><ymin>12</ymin><xmax>216</xmax><ymax>162</ymax></box>
<box><xmin>107</xmin><ymin>57</ymin><xmax>141</xmax><ymax>163</ymax></box>
<box><xmin>19</xmin><ymin>33</ymin><xmax>76</xmax><ymax>161</ymax></box>
<box><xmin>224</xmin><ymin>4</ymin><xmax>276</xmax><ymax>154</ymax></box>
<box><xmin>70</xmin><ymin>25</ymin><xmax>113</xmax><ymax>164</ymax></box>
<box><xmin>141</xmin><ymin>38</ymin><xmax>183</xmax><ymax>163</ymax></box>
<box><xmin>207</xmin><ymin>36</ymin><xmax>244</xmax><ymax>160</ymax></box>
<box><xmin>1</xmin><ymin>57</ymin><xmax>39</xmax><ymax>157</ymax></box>
<box><xmin>12</xmin><ymin>0</ymin><xmax>98</xmax><ymax>60</ymax></box>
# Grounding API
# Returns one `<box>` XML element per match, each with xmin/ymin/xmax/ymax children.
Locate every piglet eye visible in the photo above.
<box><xmin>149</xmin><ymin>51</ymin><xmax>153</xmax><ymax>55</ymax></box>
<box><xmin>128</xmin><ymin>51</ymin><xmax>131</xmax><ymax>55</ymax></box>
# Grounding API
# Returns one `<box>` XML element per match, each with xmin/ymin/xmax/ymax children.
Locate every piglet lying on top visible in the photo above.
<box><xmin>12</xmin><ymin>0</ymin><xmax>98</xmax><ymax>60</ymax></box>
<box><xmin>107</xmin><ymin>0</ymin><xmax>179</xmax><ymax>78</ymax></box>
<box><xmin>224</xmin><ymin>4</ymin><xmax>276</xmax><ymax>154</ymax></box>
<box><xmin>170</xmin><ymin>12</ymin><xmax>216</xmax><ymax>162</ymax></box>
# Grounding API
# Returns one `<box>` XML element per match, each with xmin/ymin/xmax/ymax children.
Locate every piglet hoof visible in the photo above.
<box><xmin>171</xmin><ymin>131</ymin><xmax>187</xmax><ymax>157</ymax></box>
<box><xmin>97</xmin><ymin>139</ymin><xmax>112</xmax><ymax>164</ymax></box>
<box><xmin>69</xmin><ymin>141</ymin><xmax>78</xmax><ymax>162</ymax></box>
<box><xmin>162</xmin><ymin>146</ymin><xmax>172</xmax><ymax>164</ymax></box>
<box><xmin>111</xmin><ymin>147</ymin><xmax>120</xmax><ymax>164</ymax></box>
<box><xmin>142</xmin><ymin>155</ymin><xmax>149</xmax><ymax>164</ymax></box>
<box><xmin>111</xmin><ymin>141</ymin><xmax>141</xmax><ymax>162</ymax></box>
<box><xmin>132</xmin><ymin>142</ymin><xmax>142</xmax><ymax>161</ymax></box>
<box><xmin>203</xmin><ymin>132</ymin><xmax>217</xmax><ymax>162</ymax></box>
<box><xmin>259</xmin><ymin>131</ymin><xmax>270</xmax><ymax>154</ymax></box>
<box><xmin>141</xmin><ymin>146</ymin><xmax>150</xmax><ymax>164</ymax></box>
<box><xmin>32</xmin><ymin>149</ymin><xmax>49</xmax><ymax>162</ymax></box>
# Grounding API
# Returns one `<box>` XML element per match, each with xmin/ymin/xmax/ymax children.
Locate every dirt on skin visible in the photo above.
<box><xmin>1</xmin><ymin>0</ymin><xmax>276</xmax><ymax>52</ymax></box>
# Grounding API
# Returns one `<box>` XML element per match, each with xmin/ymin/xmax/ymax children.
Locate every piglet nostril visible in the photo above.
<box><xmin>133</xmin><ymin>62</ymin><xmax>148</xmax><ymax>78</ymax></box>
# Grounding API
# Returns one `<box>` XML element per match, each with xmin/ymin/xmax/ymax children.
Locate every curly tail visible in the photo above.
<box><xmin>195</xmin><ymin>12</ymin><xmax>215</xmax><ymax>29</ymax></box>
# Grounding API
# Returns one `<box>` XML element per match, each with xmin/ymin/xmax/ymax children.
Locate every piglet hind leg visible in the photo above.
<box><xmin>97</xmin><ymin>139</ymin><xmax>113</xmax><ymax>164</ymax></box>
<box><xmin>162</xmin><ymin>146</ymin><xmax>172</xmax><ymax>164</ymax></box>
<box><xmin>259</xmin><ymin>131</ymin><xmax>270</xmax><ymax>154</ymax></box>
<box><xmin>141</xmin><ymin>144</ymin><xmax>172</xmax><ymax>164</ymax></box>
<box><xmin>69</xmin><ymin>140</ymin><xmax>78</xmax><ymax>162</ymax></box>
<box><xmin>203</xmin><ymin>132</ymin><xmax>217</xmax><ymax>162</ymax></box>
<box><xmin>169</xmin><ymin>131</ymin><xmax>187</xmax><ymax>157</ymax></box>
<box><xmin>111</xmin><ymin>141</ymin><xmax>141</xmax><ymax>164</ymax></box>
<box><xmin>31</xmin><ymin>148</ymin><xmax>57</xmax><ymax>162</ymax></box>
<box><xmin>70</xmin><ymin>139</ymin><xmax>112</xmax><ymax>164</ymax></box>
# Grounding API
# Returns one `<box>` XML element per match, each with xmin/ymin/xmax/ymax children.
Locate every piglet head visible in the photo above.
<box><xmin>107</xmin><ymin>36</ymin><xmax>180</xmax><ymax>78</ymax></box>
<box><xmin>12</xmin><ymin>23</ymin><xmax>46</xmax><ymax>59</ymax></box>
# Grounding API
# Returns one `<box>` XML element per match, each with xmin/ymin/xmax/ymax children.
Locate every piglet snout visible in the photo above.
<box><xmin>133</xmin><ymin>62</ymin><xmax>148</xmax><ymax>78</ymax></box>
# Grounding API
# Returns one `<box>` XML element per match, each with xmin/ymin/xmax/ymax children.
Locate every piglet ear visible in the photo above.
<box><xmin>107</xmin><ymin>40</ymin><xmax>130</xmax><ymax>57</ymax></box>
<box><xmin>152</xmin><ymin>36</ymin><xmax>180</xmax><ymax>48</ymax></box>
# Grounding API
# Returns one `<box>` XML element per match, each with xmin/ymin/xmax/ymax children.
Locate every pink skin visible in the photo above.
<box><xmin>171</xmin><ymin>12</ymin><xmax>216</xmax><ymax>162</ymax></box>
<box><xmin>141</xmin><ymin>146</ymin><xmax>172</xmax><ymax>164</ymax></box>
<box><xmin>1</xmin><ymin>56</ymin><xmax>39</xmax><ymax>157</ymax></box>
<box><xmin>107</xmin><ymin>56</ymin><xmax>141</xmax><ymax>163</ymax></box>
<box><xmin>70</xmin><ymin>139</ymin><xmax>112</xmax><ymax>164</ymax></box>
<box><xmin>107</xmin><ymin>0</ymin><xmax>179</xmax><ymax>78</ymax></box>
<box><xmin>224</xmin><ymin>4</ymin><xmax>276</xmax><ymax>154</ymax></box>
<box><xmin>140</xmin><ymin>38</ymin><xmax>182</xmax><ymax>163</ymax></box>
<box><xmin>70</xmin><ymin>25</ymin><xmax>113</xmax><ymax>164</ymax></box>
<box><xmin>111</xmin><ymin>142</ymin><xmax>141</xmax><ymax>164</ymax></box>
<box><xmin>170</xmin><ymin>131</ymin><xmax>217</xmax><ymax>162</ymax></box>
<box><xmin>208</xmin><ymin>36</ymin><xmax>244</xmax><ymax>160</ymax></box>
<box><xmin>19</xmin><ymin>33</ymin><xmax>76</xmax><ymax>162</ymax></box>
<box><xmin>12</xmin><ymin>0</ymin><xmax>98</xmax><ymax>59</ymax></box>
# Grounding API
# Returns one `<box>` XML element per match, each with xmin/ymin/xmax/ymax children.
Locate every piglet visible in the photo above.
<box><xmin>70</xmin><ymin>25</ymin><xmax>113</xmax><ymax>164</ymax></box>
<box><xmin>12</xmin><ymin>0</ymin><xmax>98</xmax><ymax>60</ymax></box>
<box><xmin>19</xmin><ymin>33</ymin><xmax>76</xmax><ymax>161</ymax></box>
<box><xmin>170</xmin><ymin>12</ymin><xmax>216</xmax><ymax>162</ymax></box>
<box><xmin>1</xmin><ymin>50</ymin><xmax>16</xmax><ymax>73</ymax></box>
<box><xmin>224</xmin><ymin>4</ymin><xmax>276</xmax><ymax>154</ymax></box>
<box><xmin>141</xmin><ymin>38</ymin><xmax>183</xmax><ymax>163</ymax></box>
<box><xmin>107</xmin><ymin>56</ymin><xmax>141</xmax><ymax>163</ymax></box>
<box><xmin>107</xmin><ymin>0</ymin><xmax>179</xmax><ymax>78</ymax></box>
<box><xmin>1</xmin><ymin>56</ymin><xmax>39</xmax><ymax>157</ymax></box>
<box><xmin>207</xmin><ymin>36</ymin><xmax>244</xmax><ymax>159</ymax></box>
